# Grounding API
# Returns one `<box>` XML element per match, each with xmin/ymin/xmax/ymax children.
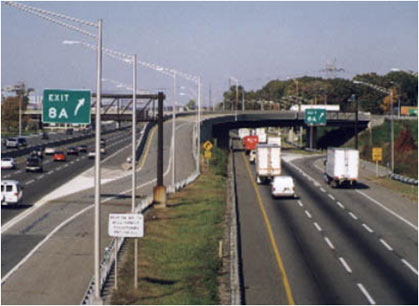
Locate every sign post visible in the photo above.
<box><xmin>203</xmin><ymin>140</ymin><xmax>213</xmax><ymax>164</ymax></box>
<box><xmin>43</xmin><ymin>89</ymin><xmax>91</xmax><ymax>124</ymax></box>
<box><xmin>305</xmin><ymin>109</ymin><xmax>326</xmax><ymax>149</ymax></box>
<box><xmin>109</xmin><ymin>213</ymin><xmax>144</xmax><ymax>289</ymax></box>
<box><xmin>372</xmin><ymin>147</ymin><xmax>383</xmax><ymax>177</ymax></box>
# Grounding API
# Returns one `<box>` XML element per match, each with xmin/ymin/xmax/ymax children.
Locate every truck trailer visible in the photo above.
<box><xmin>324</xmin><ymin>147</ymin><xmax>359</xmax><ymax>188</ymax></box>
<box><xmin>255</xmin><ymin>144</ymin><xmax>281</xmax><ymax>184</ymax></box>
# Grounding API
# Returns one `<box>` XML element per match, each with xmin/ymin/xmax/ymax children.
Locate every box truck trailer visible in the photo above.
<box><xmin>256</xmin><ymin>144</ymin><xmax>281</xmax><ymax>184</ymax></box>
<box><xmin>324</xmin><ymin>147</ymin><xmax>359</xmax><ymax>188</ymax></box>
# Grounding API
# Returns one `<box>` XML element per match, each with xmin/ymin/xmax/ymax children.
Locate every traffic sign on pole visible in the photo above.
<box><xmin>43</xmin><ymin>89</ymin><xmax>91</xmax><ymax>124</ymax></box>
<box><xmin>304</xmin><ymin>109</ymin><xmax>326</xmax><ymax>126</ymax></box>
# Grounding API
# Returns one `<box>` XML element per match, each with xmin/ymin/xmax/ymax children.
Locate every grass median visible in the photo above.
<box><xmin>111</xmin><ymin>146</ymin><xmax>228</xmax><ymax>305</ymax></box>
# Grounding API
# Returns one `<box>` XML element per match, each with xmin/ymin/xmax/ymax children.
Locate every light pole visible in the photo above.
<box><xmin>172</xmin><ymin>72</ymin><xmax>176</xmax><ymax>187</ymax></box>
<box><xmin>197</xmin><ymin>76</ymin><xmax>201</xmax><ymax>173</ymax></box>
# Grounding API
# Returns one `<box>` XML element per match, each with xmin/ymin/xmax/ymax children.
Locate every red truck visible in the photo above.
<box><xmin>243</xmin><ymin>135</ymin><xmax>259</xmax><ymax>153</ymax></box>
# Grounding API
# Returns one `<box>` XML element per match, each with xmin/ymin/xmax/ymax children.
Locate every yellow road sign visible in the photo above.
<box><xmin>203</xmin><ymin>140</ymin><xmax>213</xmax><ymax>151</ymax></box>
<box><xmin>204</xmin><ymin>150</ymin><xmax>212</xmax><ymax>159</ymax></box>
<box><xmin>372</xmin><ymin>147</ymin><xmax>382</xmax><ymax>161</ymax></box>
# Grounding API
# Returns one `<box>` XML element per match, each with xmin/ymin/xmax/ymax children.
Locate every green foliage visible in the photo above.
<box><xmin>221</xmin><ymin>71</ymin><xmax>417</xmax><ymax>115</ymax></box>
<box><xmin>209</xmin><ymin>146</ymin><xmax>228</xmax><ymax>177</ymax></box>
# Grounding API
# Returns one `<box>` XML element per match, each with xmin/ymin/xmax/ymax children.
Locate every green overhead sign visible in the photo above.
<box><xmin>43</xmin><ymin>89</ymin><xmax>91</xmax><ymax>124</ymax></box>
<box><xmin>305</xmin><ymin>108</ymin><xmax>326</xmax><ymax>126</ymax></box>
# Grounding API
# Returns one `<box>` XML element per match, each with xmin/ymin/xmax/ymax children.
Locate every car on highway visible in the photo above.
<box><xmin>45</xmin><ymin>147</ymin><xmax>57</xmax><ymax>155</ymax></box>
<box><xmin>1</xmin><ymin>157</ymin><xmax>16</xmax><ymax>170</ymax></box>
<box><xmin>65</xmin><ymin>128</ymin><xmax>73</xmax><ymax>135</ymax></box>
<box><xmin>1</xmin><ymin>180</ymin><xmax>23</xmax><ymax>206</ymax></box>
<box><xmin>41</xmin><ymin>132</ymin><xmax>49</xmax><ymax>140</ymax></box>
<box><xmin>5</xmin><ymin>138</ymin><xmax>19</xmax><ymax>149</ymax></box>
<box><xmin>26</xmin><ymin>156</ymin><xmax>43</xmax><ymax>172</ymax></box>
<box><xmin>271</xmin><ymin>176</ymin><xmax>297</xmax><ymax>199</ymax></box>
<box><xmin>53</xmin><ymin>151</ymin><xmax>66</xmax><ymax>162</ymax></box>
<box><xmin>17</xmin><ymin>137</ymin><xmax>27</xmax><ymax>147</ymax></box>
<box><xmin>67</xmin><ymin>146</ymin><xmax>79</xmax><ymax>155</ymax></box>
<box><xmin>100</xmin><ymin>138</ymin><xmax>106</xmax><ymax>146</ymax></box>
<box><xmin>249</xmin><ymin>150</ymin><xmax>256</xmax><ymax>164</ymax></box>
<box><xmin>32</xmin><ymin>146</ymin><xmax>44</xmax><ymax>159</ymax></box>
<box><xmin>77</xmin><ymin>144</ymin><xmax>88</xmax><ymax>153</ymax></box>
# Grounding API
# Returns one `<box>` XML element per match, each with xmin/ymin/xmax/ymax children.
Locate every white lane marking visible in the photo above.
<box><xmin>339</xmin><ymin>257</ymin><xmax>352</xmax><ymax>273</ymax></box>
<box><xmin>56</xmin><ymin>166</ymin><xmax>63</xmax><ymax>171</ymax></box>
<box><xmin>401</xmin><ymin>259</ymin><xmax>418</xmax><ymax>275</ymax></box>
<box><xmin>1</xmin><ymin>205</ymin><xmax>93</xmax><ymax>285</ymax></box>
<box><xmin>379</xmin><ymin>239</ymin><xmax>393</xmax><ymax>251</ymax></box>
<box><xmin>357</xmin><ymin>283</ymin><xmax>376</xmax><ymax>305</ymax></box>
<box><xmin>313</xmin><ymin>222</ymin><xmax>322</xmax><ymax>232</ymax></box>
<box><xmin>336</xmin><ymin>201</ymin><xmax>344</xmax><ymax>209</ymax></box>
<box><xmin>355</xmin><ymin>190</ymin><xmax>418</xmax><ymax>231</ymax></box>
<box><xmin>328</xmin><ymin>194</ymin><xmax>335</xmax><ymax>200</ymax></box>
<box><xmin>3</xmin><ymin>174</ymin><xmax>11</xmax><ymax>179</ymax></box>
<box><xmin>324</xmin><ymin>237</ymin><xmax>335</xmax><ymax>250</ymax></box>
<box><xmin>63</xmin><ymin>164</ymin><xmax>69</xmax><ymax>168</ymax></box>
<box><xmin>297</xmin><ymin>200</ymin><xmax>303</xmax><ymax>207</ymax></box>
<box><xmin>348</xmin><ymin>212</ymin><xmax>358</xmax><ymax>220</ymax></box>
<box><xmin>362</xmin><ymin>223</ymin><xmax>374</xmax><ymax>233</ymax></box>
<box><xmin>320</xmin><ymin>187</ymin><xmax>326</xmax><ymax>193</ymax></box>
<box><xmin>313</xmin><ymin>181</ymin><xmax>321</xmax><ymax>187</ymax></box>
<box><xmin>305</xmin><ymin>210</ymin><xmax>312</xmax><ymax>219</ymax></box>
<box><xmin>38</xmin><ymin>175</ymin><xmax>45</xmax><ymax>180</ymax></box>
<box><xmin>15</xmin><ymin>170</ymin><xmax>22</xmax><ymax>174</ymax></box>
<box><xmin>25</xmin><ymin>179</ymin><xmax>35</xmax><ymax>185</ymax></box>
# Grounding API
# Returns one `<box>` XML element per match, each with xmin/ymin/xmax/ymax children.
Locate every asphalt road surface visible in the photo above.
<box><xmin>233</xmin><ymin>140</ymin><xmax>417</xmax><ymax>305</ymax></box>
<box><xmin>1</xmin><ymin>118</ymin><xmax>196</xmax><ymax>304</ymax></box>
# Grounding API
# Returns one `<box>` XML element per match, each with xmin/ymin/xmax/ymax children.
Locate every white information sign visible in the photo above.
<box><xmin>108</xmin><ymin>213</ymin><xmax>144</xmax><ymax>238</ymax></box>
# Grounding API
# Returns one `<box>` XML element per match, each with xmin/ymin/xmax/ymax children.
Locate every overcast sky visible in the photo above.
<box><xmin>1</xmin><ymin>1</ymin><xmax>418</xmax><ymax>106</ymax></box>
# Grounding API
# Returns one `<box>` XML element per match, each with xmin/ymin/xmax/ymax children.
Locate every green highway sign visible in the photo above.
<box><xmin>305</xmin><ymin>108</ymin><xmax>326</xmax><ymax>126</ymax></box>
<box><xmin>43</xmin><ymin>89</ymin><xmax>91</xmax><ymax>124</ymax></box>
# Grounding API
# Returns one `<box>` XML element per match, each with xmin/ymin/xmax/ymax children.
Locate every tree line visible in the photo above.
<box><xmin>221</xmin><ymin>71</ymin><xmax>418</xmax><ymax>114</ymax></box>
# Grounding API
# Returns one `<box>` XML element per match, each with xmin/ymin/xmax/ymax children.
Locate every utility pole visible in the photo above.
<box><xmin>390</xmin><ymin>89</ymin><xmax>394</xmax><ymax>172</ymax></box>
<box><xmin>352</xmin><ymin>94</ymin><xmax>358</xmax><ymax>150</ymax></box>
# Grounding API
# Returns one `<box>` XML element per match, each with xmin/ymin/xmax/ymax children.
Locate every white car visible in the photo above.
<box><xmin>45</xmin><ymin>147</ymin><xmax>57</xmax><ymax>155</ymax></box>
<box><xmin>5</xmin><ymin>138</ymin><xmax>19</xmax><ymax>149</ymax></box>
<box><xmin>1</xmin><ymin>180</ymin><xmax>23</xmax><ymax>206</ymax></box>
<box><xmin>1</xmin><ymin>157</ymin><xmax>16</xmax><ymax>169</ymax></box>
<box><xmin>271</xmin><ymin>176</ymin><xmax>297</xmax><ymax>198</ymax></box>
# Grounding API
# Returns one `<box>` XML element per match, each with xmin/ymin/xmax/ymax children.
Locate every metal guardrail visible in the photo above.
<box><xmin>389</xmin><ymin>173</ymin><xmax>418</xmax><ymax>186</ymax></box>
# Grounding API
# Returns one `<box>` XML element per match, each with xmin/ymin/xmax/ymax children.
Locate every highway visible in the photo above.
<box><xmin>1</xmin><ymin>124</ymin><xmax>138</xmax><ymax>225</ymax></box>
<box><xmin>233</xmin><ymin>139</ymin><xmax>418</xmax><ymax>305</ymax></box>
<box><xmin>1</xmin><ymin>118</ymin><xmax>196</xmax><ymax>304</ymax></box>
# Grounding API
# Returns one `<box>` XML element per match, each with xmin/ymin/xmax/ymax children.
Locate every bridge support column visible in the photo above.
<box><xmin>306</xmin><ymin>126</ymin><xmax>318</xmax><ymax>149</ymax></box>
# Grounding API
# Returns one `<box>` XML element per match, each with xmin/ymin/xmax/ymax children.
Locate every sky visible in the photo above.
<box><xmin>1</xmin><ymin>1</ymin><xmax>418</xmax><ymax>106</ymax></box>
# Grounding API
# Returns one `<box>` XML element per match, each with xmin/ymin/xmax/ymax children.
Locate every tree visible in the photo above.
<box><xmin>186</xmin><ymin>99</ymin><xmax>196</xmax><ymax>110</ymax></box>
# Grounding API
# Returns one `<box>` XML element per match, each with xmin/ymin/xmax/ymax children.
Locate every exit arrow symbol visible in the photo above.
<box><xmin>74</xmin><ymin>98</ymin><xmax>85</xmax><ymax>116</ymax></box>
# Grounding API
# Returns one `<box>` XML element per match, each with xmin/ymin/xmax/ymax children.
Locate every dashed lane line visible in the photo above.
<box><xmin>348</xmin><ymin>212</ymin><xmax>358</xmax><ymax>220</ymax></box>
<box><xmin>336</xmin><ymin>201</ymin><xmax>345</xmax><ymax>209</ymax></box>
<box><xmin>379</xmin><ymin>239</ymin><xmax>393</xmax><ymax>251</ymax></box>
<box><xmin>305</xmin><ymin>210</ymin><xmax>312</xmax><ymax>219</ymax></box>
<box><xmin>313</xmin><ymin>222</ymin><xmax>322</xmax><ymax>232</ymax></box>
<box><xmin>401</xmin><ymin>259</ymin><xmax>418</xmax><ymax>275</ymax></box>
<box><xmin>328</xmin><ymin>194</ymin><xmax>335</xmax><ymax>200</ymax></box>
<box><xmin>357</xmin><ymin>283</ymin><xmax>376</xmax><ymax>305</ymax></box>
<box><xmin>338</xmin><ymin>257</ymin><xmax>353</xmax><ymax>273</ymax></box>
<box><xmin>324</xmin><ymin>237</ymin><xmax>335</xmax><ymax>250</ymax></box>
<box><xmin>25</xmin><ymin>179</ymin><xmax>35</xmax><ymax>185</ymax></box>
<box><xmin>362</xmin><ymin>223</ymin><xmax>374</xmax><ymax>233</ymax></box>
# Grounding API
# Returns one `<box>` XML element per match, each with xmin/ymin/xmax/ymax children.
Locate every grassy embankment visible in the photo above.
<box><xmin>111</xmin><ymin>146</ymin><xmax>228</xmax><ymax>304</ymax></box>
<box><xmin>345</xmin><ymin>119</ymin><xmax>418</xmax><ymax>179</ymax></box>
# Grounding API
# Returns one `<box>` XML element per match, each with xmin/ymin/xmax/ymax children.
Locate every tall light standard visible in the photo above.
<box><xmin>230</xmin><ymin>76</ymin><xmax>239</xmax><ymax>121</ymax></box>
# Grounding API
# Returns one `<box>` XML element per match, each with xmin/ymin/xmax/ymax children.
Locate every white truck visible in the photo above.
<box><xmin>255</xmin><ymin>128</ymin><xmax>267</xmax><ymax>143</ymax></box>
<box><xmin>255</xmin><ymin>144</ymin><xmax>281</xmax><ymax>184</ymax></box>
<box><xmin>238</xmin><ymin>128</ymin><xmax>250</xmax><ymax>139</ymax></box>
<box><xmin>324</xmin><ymin>147</ymin><xmax>359</xmax><ymax>188</ymax></box>
<box><xmin>267</xmin><ymin>136</ymin><xmax>281</xmax><ymax>146</ymax></box>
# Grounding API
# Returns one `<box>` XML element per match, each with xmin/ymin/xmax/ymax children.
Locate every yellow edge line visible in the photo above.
<box><xmin>241</xmin><ymin>152</ymin><xmax>295</xmax><ymax>305</ymax></box>
<box><xmin>137</xmin><ymin>125</ymin><xmax>157</xmax><ymax>170</ymax></box>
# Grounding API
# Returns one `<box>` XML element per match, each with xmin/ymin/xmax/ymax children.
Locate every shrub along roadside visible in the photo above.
<box><xmin>110</xmin><ymin>147</ymin><xmax>227</xmax><ymax>305</ymax></box>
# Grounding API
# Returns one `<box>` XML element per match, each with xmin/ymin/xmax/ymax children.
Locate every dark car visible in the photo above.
<box><xmin>32</xmin><ymin>147</ymin><xmax>44</xmax><ymax>159</ymax></box>
<box><xmin>77</xmin><ymin>144</ymin><xmax>88</xmax><ymax>153</ymax></box>
<box><xmin>67</xmin><ymin>147</ymin><xmax>79</xmax><ymax>155</ymax></box>
<box><xmin>41</xmin><ymin>132</ymin><xmax>49</xmax><ymax>140</ymax></box>
<box><xmin>17</xmin><ymin>137</ymin><xmax>27</xmax><ymax>147</ymax></box>
<box><xmin>100</xmin><ymin>138</ymin><xmax>106</xmax><ymax>147</ymax></box>
<box><xmin>26</xmin><ymin>157</ymin><xmax>43</xmax><ymax>172</ymax></box>
<box><xmin>65</xmin><ymin>128</ymin><xmax>73</xmax><ymax>135</ymax></box>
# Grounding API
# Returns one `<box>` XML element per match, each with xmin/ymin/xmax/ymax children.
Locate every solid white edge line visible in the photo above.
<box><xmin>362</xmin><ymin>223</ymin><xmax>374</xmax><ymax>233</ymax></box>
<box><xmin>324</xmin><ymin>237</ymin><xmax>335</xmax><ymax>250</ymax></box>
<box><xmin>338</xmin><ymin>257</ymin><xmax>352</xmax><ymax>273</ymax></box>
<box><xmin>379</xmin><ymin>238</ymin><xmax>393</xmax><ymax>251</ymax></box>
<box><xmin>355</xmin><ymin>190</ymin><xmax>418</xmax><ymax>231</ymax></box>
<box><xmin>401</xmin><ymin>259</ymin><xmax>418</xmax><ymax>275</ymax></box>
<box><xmin>357</xmin><ymin>283</ymin><xmax>376</xmax><ymax>304</ymax></box>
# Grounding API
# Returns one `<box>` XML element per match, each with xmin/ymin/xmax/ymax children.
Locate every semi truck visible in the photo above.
<box><xmin>255</xmin><ymin>128</ymin><xmax>267</xmax><ymax>143</ymax></box>
<box><xmin>324</xmin><ymin>147</ymin><xmax>359</xmax><ymax>188</ymax></box>
<box><xmin>255</xmin><ymin>144</ymin><xmax>281</xmax><ymax>184</ymax></box>
<box><xmin>243</xmin><ymin>135</ymin><xmax>259</xmax><ymax>153</ymax></box>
